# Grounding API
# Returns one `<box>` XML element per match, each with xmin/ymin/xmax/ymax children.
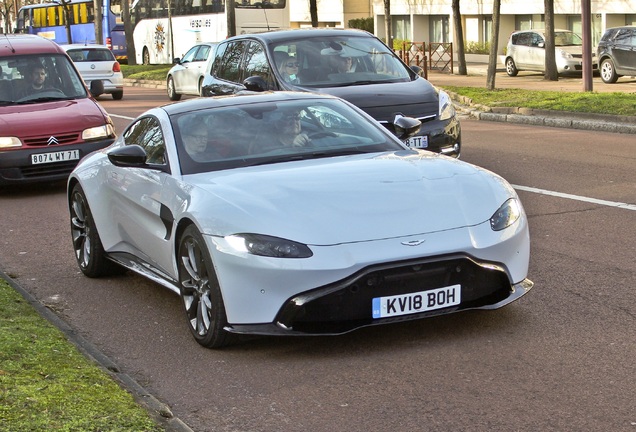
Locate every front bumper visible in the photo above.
<box><xmin>226</xmin><ymin>254</ymin><xmax>533</xmax><ymax>336</ymax></box>
<box><xmin>0</xmin><ymin>139</ymin><xmax>113</xmax><ymax>185</ymax></box>
<box><xmin>382</xmin><ymin>115</ymin><xmax>461</xmax><ymax>158</ymax></box>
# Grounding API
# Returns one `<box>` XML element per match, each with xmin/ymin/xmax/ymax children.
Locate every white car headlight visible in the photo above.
<box><xmin>490</xmin><ymin>198</ymin><xmax>521</xmax><ymax>231</ymax></box>
<box><xmin>0</xmin><ymin>137</ymin><xmax>22</xmax><ymax>149</ymax></box>
<box><xmin>82</xmin><ymin>124</ymin><xmax>115</xmax><ymax>141</ymax></box>
<box><xmin>438</xmin><ymin>89</ymin><xmax>456</xmax><ymax>121</ymax></box>
<box><xmin>557</xmin><ymin>49</ymin><xmax>573</xmax><ymax>59</ymax></box>
<box><xmin>226</xmin><ymin>234</ymin><xmax>313</xmax><ymax>258</ymax></box>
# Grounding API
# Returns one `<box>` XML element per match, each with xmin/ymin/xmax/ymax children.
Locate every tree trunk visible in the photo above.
<box><xmin>93</xmin><ymin>0</ymin><xmax>103</xmax><ymax>44</ymax></box>
<box><xmin>384</xmin><ymin>0</ymin><xmax>392</xmax><ymax>50</ymax></box>
<box><xmin>486</xmin><ymin>0</ymin><xmax>501</xmax><ymax>90</ymax></box>
<box><xmin>123</xmin><ymin>0</ymin><xmax>137</xmax><ymax>65</ymax></box>
<box><xmin>226</xmin><ymin>0</ymin><xmax>236</xmax><ymax>37</ymax></box>
<box><xmin>544</xmin><ymin>0</ymin><xmax>558</xmax><ymax>81</ymax></box>
<box><xmin>452</xmin><ymin>0</ymin><xmax>466</xmax><ymax>75</ymax></box>
<box><xmin>310</xmin><ymin>0</ymin><xmax>318</xmax><ymax>27</ymax></box>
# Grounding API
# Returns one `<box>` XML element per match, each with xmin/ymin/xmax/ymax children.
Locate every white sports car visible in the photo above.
<box><xmin>67</xmin><ymin>92</ymin><xmax>533</xmax><ymax>348</ymax></box>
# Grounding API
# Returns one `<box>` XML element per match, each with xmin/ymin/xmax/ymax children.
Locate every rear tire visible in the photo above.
<box><xmin>69</xmin><ymin>184</ymin><xmax>123</xmax><ymax>277</ymax></box>
<box><xmin>112</xmin><ymin>91</ymin><xmax>123</xmax><ymax>100</ymax></box>
<box><xmin>600</xmin><ymin>58</ymin><xmax>619</xmax><ymax>83</ymax></box>
<box><xmin>505</xmin><ymin>57</ymin><xmax>518</xmax><ymax>77</ymax></box>
<box><xmin>167</xmin><ymin>76</ymin><xmax>181</xmax><ymax>101</ymax></box>
<box><xmin>142</xmin><ymin>47</ymin><xmax>150</xmax><ymax>65</ymax></box>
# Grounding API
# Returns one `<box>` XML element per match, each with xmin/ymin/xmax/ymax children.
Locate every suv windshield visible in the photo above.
<box><xmin>270</xmin><ymin>35</ymin><xmax>413</xmax><ymax>88</ymax></box>
<box><xmin>0</xmin><ymin>54</ymin><xmax>87</xmax><ymax>105</ymax></box>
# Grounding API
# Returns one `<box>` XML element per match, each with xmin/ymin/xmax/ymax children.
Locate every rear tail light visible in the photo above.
<box><xmin>106</xmin><ymin>37</ymin><xmax>112</xmax><ymax>50</ymax></box>
<box><xmin>113</xmin><ymin>61</ymin><xmax>121</xmax><ymax>73</ymax></box>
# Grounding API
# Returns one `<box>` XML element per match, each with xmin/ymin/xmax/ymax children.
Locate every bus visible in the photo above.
<box><xmin>16</xmin><ymin>0</ymin><xmax>127</xmax><ymax>60</ymax></box>
<box><xmin>129</xmin><ymin>0</ymin><xmax>290</xmax><ymax>64</ymax></box>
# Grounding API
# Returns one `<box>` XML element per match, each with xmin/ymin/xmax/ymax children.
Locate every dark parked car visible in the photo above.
<box><xmin>201</xmin><ymin>28</ymin><xmax>461</xmax><ymax>157</ymax></box>
<box><xmin>597</xmin><ymin>26</ymin><xmax>636</xmax><ymax>83</ymax></box>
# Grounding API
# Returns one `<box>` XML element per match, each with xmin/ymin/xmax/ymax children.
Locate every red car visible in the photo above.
<box><xmin>0</xmin><ymin>34</ymin><xmax>115</xmax><ymax>186</ymax></box>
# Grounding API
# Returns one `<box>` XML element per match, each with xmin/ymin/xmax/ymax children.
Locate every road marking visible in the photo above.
<box><xmin>109</xmin><ymin>113</ymin><xmax>135</xmax><ymax>120</ymax></box>
<box><xmin>513</xmin><ymin>185</ymin><xmax>636</xmax><ymax>211</ymax></box>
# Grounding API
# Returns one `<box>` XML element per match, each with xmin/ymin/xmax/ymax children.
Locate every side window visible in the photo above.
<box><xmin>530</xmin><ymin>33</ymin><xmax>543</xmax><ymax>47</ymax></box>
<box><xmin>181</xmin><ymin>45</ymin><xmax>198</xmax><ymax>63</ymax></box>
<box><xmin>215</xmin><ymin>40</ymin><xmax>247</xmax><ymax>83</ymax></box>
<box><xmin>123</xmin><ymin>117</ymin><xmax>166</xmax><ymax>165</ymax></box>
<box><xmin>194</xmin><ymin>45</ymin><xmax>211</xmax><ymax>62</ymax></box>
<box><xmin>243</xmin><ymin>41</ymin><xmax>275</xmax><ymax>88</ymax></box>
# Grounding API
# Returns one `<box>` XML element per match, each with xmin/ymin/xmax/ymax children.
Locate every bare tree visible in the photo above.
<box><xmin>544</xmin><ymin>0</ymin><xmax>558</xmax><ymax>80</ymax></box>
<box><xmin>226</xmin><ymin>0</ymin><xmax>235</xmax><ymax>37</ymax></box>
<box><xmin>384</xmin><ymin>0</ymin><xmax>392</xmax><ymax>49</ymax></box>
<box><xmin>309</xmin><ymin>0</ymin><xmax>317</xmax><ymax>27</ymax></box>
<box><xmin>486</xmin><ymin>0</ymin><xmax>501</xmax><ymax>90</ymax></box>
<box><xmin>0</xmin><ymin>0</ymin><xmax>14</xmax><ymax>34</ymax></box>
<box><xmin>452</xmin><ymin>0</ymin><xmax>466</xmax><ymax>75</ymax></box>
<box><xmin>122</xmin><ymin>0</ymin><xmax>136</xmax><ymax>64</ymax></box>
<box><xmin>93</xmin><ymin>0</ymin><xmax>102</xmax><ymax>44</ymax></box>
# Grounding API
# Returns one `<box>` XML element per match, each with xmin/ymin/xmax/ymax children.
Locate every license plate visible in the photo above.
<box><xmin>372</xmin><ymin>284</ymin><xmax>461</xmax><ymax>319</ymax></box>
<box><xmin>31</xmin><ymin>150</ymin><xmax>80</xmax><ymax>165</ymax></box>
<box><xmin>404</xmin><ymin>135</ymin><xmax>428</xmax><ymax>148</ymax></box>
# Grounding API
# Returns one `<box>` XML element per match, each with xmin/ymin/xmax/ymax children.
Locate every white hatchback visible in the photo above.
<box><xmin>61</xmin><ymin>44</ymin><xmax>124</xmax><ymax>100</ymax></box>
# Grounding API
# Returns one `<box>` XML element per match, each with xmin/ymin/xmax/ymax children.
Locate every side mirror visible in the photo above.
<box><xmin>242</xmin><ymin>76</ymin><xmax>268</xmax><ymax>92</ymax></box>
<box><xmin>410</xmin><ymin>65</ymin><xmax>425</xmax><ymax>77</ymax></box>
<box><xmin>173</xmin><ymin>57</ymin><xmax>181</xmax><ymax>64</ymax></box>
<box><xmin>538</xmin><ymin>42</ymin><xmax>545</xmax><ymax>48</ymax></box>
<box><xmin>107</xmin><ymin>145</ymin><xmax>147</xmax><ymax>167</ymax></box>
<box><xmin>90</xmin><ymin>79</ymin><xmax>104</xmax><ymax>97</ymax></box>
<box><xmin>393</xmin><ymin>114</ymin><xmax>421</xmax><ymax>141</ymax></box>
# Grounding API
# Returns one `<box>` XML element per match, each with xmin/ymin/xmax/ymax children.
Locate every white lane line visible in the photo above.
<box><xmin>512</xmin><ymin>184</ymin><xmax>636</xmax><ymax>211</ymax></box>
<box><xmin>109</xmin><ymin>113</ymin><xmax>135</xmax><ymax>120</ymax></box>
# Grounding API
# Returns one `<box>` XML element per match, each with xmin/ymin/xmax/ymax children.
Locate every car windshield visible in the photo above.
<box><xmin>0</xmin><ymin>54</ymin><xmax>87</xmax><ymax>105</ymax></box>
<box><xmin>554</xmin><ymin>31</ymin><xmax>583</xmax><ymax>46</ymax></box>
<box><xmin>269</xmin><ymin>35</ymin><xmax>414</xmax><ymax>88</ymax></box>
<box><xmin>172</xmin><ymin>98</ymin><xmax>407</xmax><ymax>175</ymax></box>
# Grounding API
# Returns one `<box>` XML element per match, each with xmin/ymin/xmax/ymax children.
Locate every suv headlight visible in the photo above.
<box><xmin>438</xmin><ymin>89</ymin><xmax>455</xmax><ymax>121</ymax></box>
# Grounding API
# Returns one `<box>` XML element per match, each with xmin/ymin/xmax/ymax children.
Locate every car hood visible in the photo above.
<box><xmin>294</xmin><ymin>78</ymin><xmax>439</xmax><ymax>121</ymax></box>
<box><xmin>185</xmin><ymin>151</ymin><xmax>516</xmax><ymax>245</ymax></box>
<box><xmin>0</xmin><ymin>98</ymin><xmax>107</xmax><ymax>137</ymax></box>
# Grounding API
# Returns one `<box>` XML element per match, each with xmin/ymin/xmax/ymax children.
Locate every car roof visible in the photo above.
<box><xmin>161</xmin><ymin>91</ymin><xmax>340</xmax><ymax>116</ymax></box>
<box><xmin>223</xmin><ymin>28</ymin><xmax>373</xmax><ymax>44</ymax></box>
<box><xmin>59</xmin><ymin>44</ymin><xmax>111</xmax><ymax>51</ymax></box>
<box><xmin>0</xmin><ymin>34</ymin><xmax>65</xmax><ymax>56</ymax></box>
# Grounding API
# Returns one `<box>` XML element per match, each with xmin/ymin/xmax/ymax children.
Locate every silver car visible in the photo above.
<box><xmin>505</xmin><ymin>29</ymin><xmax>597</xmax><ymax>76</ymax></box>
<box><xmin>61</xmin><ymin>44</ymin><xmax>124</xmax><ymax>100</ymax></box>
<box><xmin>166</xmin><ymin>42</ymin><xmax>216</xmax><ymax>100</ymax></box>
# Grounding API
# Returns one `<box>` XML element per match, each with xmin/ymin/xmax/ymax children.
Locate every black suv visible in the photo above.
<box><xmin>201</xmin><ymin>29</ymin><xmax>461</xmax><ymax>157</ymax></box>
<box><xmin>597</xmin><ymin>26</ymin><xmax>636</xmax><ymax>83</ymax></box>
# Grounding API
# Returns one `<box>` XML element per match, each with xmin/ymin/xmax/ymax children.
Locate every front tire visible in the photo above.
<box><xmin>69</xmin><ymin>184</ymin><xmax>122</xmax><ymax>277</ymax></box>
<box><xmin>167</xmin><ymin>76</ymin><xmax>181</xmax><ymax>101</ymax></box>
<box><xmin>178</xmin><ymin>225</ymin><xmax>231</xmax><ymax>348</ymax></box>
<box><xmin>600</xmin><ymin>58</ymin><xmax>619</xmax><ymax>83</ymax></box>
<box><xmin>142</xmin><ymin>47</ymin><xmax>150</xmax><ymax>65</ymax></box>
<box><xmin>505</xmin><ymin>57</ymin><xmax>518</xmax><ymax>77</ymax></box>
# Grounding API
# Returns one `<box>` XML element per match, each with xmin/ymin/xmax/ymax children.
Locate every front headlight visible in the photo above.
<box><xmin>0</xmin><ymin>137</ymin><xmax>22</xmax><ymax>149</ymax></box>
<box><xmin>490</xmin><ymin>198</ymin><xmax>521</xmax><ymax>231</ymax></box>
<box><xmin>557</xmin><ymin>49</ymin><xmax>573</xmax><ymax>59</ymax></box>
<box><xmin>438</xmin><ymin>89</ymin><xmax>456</xmax><ymax>121</ymax></box>
<box><xmin>82</xmin><ymin>124</ymin><xmax>115</xmax><ymax>141</ymax></box>
<box><xmin>226</xmin><ymin>234</ymin><xmax>313</xmax><ymax>258</ymax></box>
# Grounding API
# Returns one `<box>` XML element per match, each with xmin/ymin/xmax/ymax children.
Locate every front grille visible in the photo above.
<box><xmin>276</xmin><ymin>256</ymin><xmax>511</xmax><ymax>334</ymax></box>
<box><xmin>23</xmin><ymin>133</ymin><xmax>81</xmax><ymax>147</ymax></box>
<box><xmin>20</xmin><ymin>161</ymin><xmax>78</xmax><ymax>178</ymax></box>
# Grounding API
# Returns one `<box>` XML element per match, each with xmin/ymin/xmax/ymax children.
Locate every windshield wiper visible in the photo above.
<box><xmin>245</xmin><ymin>149</ymin><xmax>370</xmax><ymax>167</ymax></box>
<box><xmin>328</xmin><ymin>79</ymin><xmax>400</xmax><ymax>88</ymax></box>
<box><xmin>16</xmin><ymin>96</ymin><xmax>74</xmax><ymax>104</ymax></box>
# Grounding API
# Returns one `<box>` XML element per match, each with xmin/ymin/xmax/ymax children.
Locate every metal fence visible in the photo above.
<box><xmin>394</xmin><ymin>42</ymin><xmax>454</xmax><ymax>77</ymax></box>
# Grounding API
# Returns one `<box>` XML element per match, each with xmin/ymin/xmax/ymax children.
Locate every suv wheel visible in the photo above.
<box><xmin>505</xmin><ymin>57</ymin><xmax>518</xmax><ymax>77</ymax></box>
<box><xmin>600</xmin><ymin>58</ymin><xmax>618</xmax><ymax>83</ymax></box>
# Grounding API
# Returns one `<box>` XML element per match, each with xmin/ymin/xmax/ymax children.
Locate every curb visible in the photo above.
<box><xmin>0</xmin><ymin>269</ymin><xmax>194</xmax><ymax>432</ymax></box>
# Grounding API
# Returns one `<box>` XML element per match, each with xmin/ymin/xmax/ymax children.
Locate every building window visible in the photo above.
<box><xmin>429</xmin><ymin>15</ymin><xmax>449</xmax><ymax>42</ymax></box>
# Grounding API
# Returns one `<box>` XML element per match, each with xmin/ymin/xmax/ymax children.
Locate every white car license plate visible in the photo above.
<box><xmin>404</xmin><ymin>135</ymin><xmax>428</xmax><ymax>149</ymax></box>
<box><xmin>31</xmin><ymin>150</ymin><xmax>80</xmax><ymax>165</ymax></box>
<box><xmin>372</xmin><ymin>284</ymin><xmax>461</xmax><ymax>319</ymax></box>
